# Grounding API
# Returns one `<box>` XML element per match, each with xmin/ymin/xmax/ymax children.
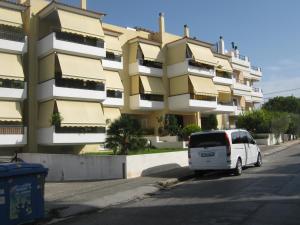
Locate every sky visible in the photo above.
<box><xmin>62</xmin><ymin>0</ymin><xmax>300</xmax><ymax>100</ymax></box>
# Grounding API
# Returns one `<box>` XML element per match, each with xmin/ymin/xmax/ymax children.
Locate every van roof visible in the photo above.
<box><xmin>191</xmin><ymin>129</ymin><xmax>248</xmax><ymax>136</ymax></box>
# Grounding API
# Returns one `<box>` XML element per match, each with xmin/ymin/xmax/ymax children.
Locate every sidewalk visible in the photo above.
<box><xmin>43</xmin><ymin>139</ymin><xmax>300</xmax><ymax>224</ymax></box>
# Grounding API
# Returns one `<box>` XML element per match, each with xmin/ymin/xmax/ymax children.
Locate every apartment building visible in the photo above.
<box><xmin>0</xmin><ymin>0</ymin><xmax>263</xmax><ymax>154</ymax></box>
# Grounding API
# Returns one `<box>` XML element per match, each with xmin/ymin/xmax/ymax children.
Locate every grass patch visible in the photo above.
<box><xmin>84</xmin><ymin>148</ymin><xmax>186</xmax><ymax>156</ymax></box>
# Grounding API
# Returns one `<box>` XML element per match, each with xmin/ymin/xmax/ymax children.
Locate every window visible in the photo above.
<box><xmin>240</xmin><ymin>131</ymin><xmax>248</xmax><ymax>144</ymax></box>
<box><xmin>106</xmin><ymin>52</ymin><xmax>122</xmax><ymax>62</ymax></box>
<box><xmin>189</xmin><ymin>132</ymin><xmax>228</xmax><ymax>148</ymax></box>
<box><xmin>247</xmin><ymin>132</ymin><xmax>255</xmax><ymax>144</ymax></box>
<box><xmin>231</xmin><ymin>131</ymin><xmax>240</xmax><ymax>144</ymax></box>
<box><xmin>106</xmin><ymin>90</ymin><xmax>122</xmax><ymax>98</ymax></box>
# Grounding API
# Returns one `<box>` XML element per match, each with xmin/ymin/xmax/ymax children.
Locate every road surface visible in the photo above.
<box><xmin>53</xmin><ymin>144</ymin><xmax>300</xmax><ymax>225</ymax></box>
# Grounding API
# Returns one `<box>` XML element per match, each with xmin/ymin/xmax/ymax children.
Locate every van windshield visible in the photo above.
<box><xmin>189</xmin><ymin>133</ymin><xmax>227</xmax><ymax>148</ymax></box>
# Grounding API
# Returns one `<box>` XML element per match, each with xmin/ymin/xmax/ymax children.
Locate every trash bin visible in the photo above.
<box><xmin>0</xmin><ymin>163</ymin><xmax>48</xmax><ymax>225</ymax></box>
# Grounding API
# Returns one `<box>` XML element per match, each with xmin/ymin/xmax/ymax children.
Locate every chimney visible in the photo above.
<box><xmin>159</xmin><ymin>12</ymin><xmax>165</xmax><ymax>34</ymax></box>
<box><xmin>218</xmin><ymin>36</ymin><xmax>225</xmax><ymax>54</ymax></box>
<box><xmin>184</xmin><ymin>24</ymin><xmax>190</xmax><ymax>38</ymax></box>
<box><xmin>80</xmin><ymin>0</ymin><xmax>87</xmax><ymax>10</ymax></box>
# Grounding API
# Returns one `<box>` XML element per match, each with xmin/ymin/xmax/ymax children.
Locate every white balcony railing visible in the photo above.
<box><xmin>0</xmin><ymin>29</ymin><xmax>27</xmax><ymax>54</ymax></box>
<box><xmin>129</xmin><ymin>61</ymin><xmax>163</xmax><ymax>77</ymax></box>
<box><xmin>230</xmin><ymin>52</ymin><xmax>250</xmax><ymax>68</ymax></box>
<box><xmin>168</xmin><ymin>94</ymin><xmax>217</xmax><ymax>112</ymax></box>
<box><xmin>37</xmin><ymin>32</ymin><xmax>106</xmax><ymax>58</ymax></box>
<box><xmin>167</xmin><ymin>60</ymin><xmax>215</xmax><ymax>78</ymax></box>
<box><xmin>0</xmin><ymin>82</ymin><xmax>27</xmax><ymax>101</ymax></box>
<box><xmin>250</xmin><ymin>66</ymin><xmax>262</xmax><ymax>79</ymax></box>
<box><xmin>103</xmin><ymin>96</ymin><xmax>124</xmax><ymax>107</ymax></box>
<box><xmin>37</xmin><ymin>79</ymin><xmax>106</xmax><ymax>102</ymax></box>
<box><xmin>102</xmin><ymin>58</ymin><xmax>123</xmax><ymax>71</ymax></box>
<box><xmin>37</xmin><ymin>126</ymin><xmax>106</xmax><ymax>145</ymax></box>
<box><xmin>130</xmin><ymin>94</ymin><xmax>164</xmax><ymax>110</ymax></box>
<box><xmin>213</xmin><ymin>76</ymin><xmax>234</xmax><ymax>86</ymax></box>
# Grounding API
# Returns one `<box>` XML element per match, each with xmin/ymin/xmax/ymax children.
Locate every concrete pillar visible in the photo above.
<box><xmin>80</xmin><ymin>0</ymin><xmax>87</xmax><ymax>10</ymax></box>
<box><xmin>184</xmin><ymin>24</ymin><xmax>190</xmax><ymax>38</ymax></box>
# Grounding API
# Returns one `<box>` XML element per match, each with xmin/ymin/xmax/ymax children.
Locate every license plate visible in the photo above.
<box><xmin>200</xmin><ymin>152</ymin><xmax>215</xmax><ymax>157</ymax></box>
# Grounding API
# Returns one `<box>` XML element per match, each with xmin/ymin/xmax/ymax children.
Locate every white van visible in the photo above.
<box><xmin>188</xmin><ymin>129</ymin><xmax>262</xmax><ymax>175</ymax></box>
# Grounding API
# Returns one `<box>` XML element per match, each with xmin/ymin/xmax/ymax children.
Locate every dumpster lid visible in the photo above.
<box><xmin>0</xmin><ymin>163</ymin><xmax>48</xmax><ymax>178</ymax></box>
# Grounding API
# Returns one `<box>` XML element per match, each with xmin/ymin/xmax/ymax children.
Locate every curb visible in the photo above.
<box><xmin>262</xmin><ymin>140</ymin><xmax>300</xmax><ymax>156</ymax></box>
<box><xmin>157</xmin><ymin>173</ymin><xmax>194</xmax><ymax>188</ymax></box>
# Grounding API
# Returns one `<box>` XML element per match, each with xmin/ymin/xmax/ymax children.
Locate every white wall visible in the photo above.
<box><xmin>19</xmin><ymin>151</ymin><xmax>189</xmax><ymax>181</ymax></box>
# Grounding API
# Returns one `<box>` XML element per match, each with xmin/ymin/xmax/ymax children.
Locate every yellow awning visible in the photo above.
<box><xmin>0</xmin><ymin>53</ymin><xmax>24</xmax><ymax>81</ymax></box>
<box><xmin>189</xmin><ymin>75</ymin><xmax>218</xmax><ymax>97</ymax></box>
<box><xmin>187</xmin><ymin>43</ymin><xmax>217</xmax><ymax>66</ymax></box>
<box><xmin>57</xmin><ymin>53</ymin><xmax>105</xmax><ymax>82</ymax></box>
<box><xmin>140</xmin><ymin>76</ymin><xmax>164</xmax><ymax>95</ymax></box>
<box><xmin>56</xmin><ymin>100</ymin><xmax>105</xmax><ymax>127</ymax></box>
<box><xmin>139</xmin><ymin>43</ymin><xmax>163</xmax><ymax>62</ymax></box>
<box><xmin>105</xmin><ymin>35</ymin><xmax>122</xmax><ymax>54</ymax></box>
<box><xmin>105</xmin><ymin>70</ymin><xmax>123</xmax><ymax>90</ymax></box>
<box><xmin>215</xmin><ymin>84</ymin><xmax>231</xmax><ymax>94</ymax></box>
<box><xmin>103</xmin><ymin>107</ymin><xmax>121</xmax><ymax>123</ymax></box>
<box><xmin>0</xmin><ymin>8</ymin><xmax>23</xmax><ymax>27</ymax></box>
<box><xmin>0</xmin><ymin>101</ymin><xmax>22</xmax><ymax>122</ymax></box>
<box><xmin>216</xmin><ymin>57</ymin><xmax>233</xmax><ymax>73</ymax></box>
<box><xmin>57</xmin><ymin>10</ymin><xmax>104</xmax><ymax>38</ymax></box>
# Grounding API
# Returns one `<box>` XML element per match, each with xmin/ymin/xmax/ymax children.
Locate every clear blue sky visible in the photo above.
<box><xmin>62</xmin><ymin>0</ymin><xmax>300</xmax><ymax>99</ymax></box>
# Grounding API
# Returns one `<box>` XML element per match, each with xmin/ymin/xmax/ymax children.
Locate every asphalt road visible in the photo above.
<box><xmin>53</xmin><ymin>144</ymin><xmax>300</xmax><ymax>225</ymax></box>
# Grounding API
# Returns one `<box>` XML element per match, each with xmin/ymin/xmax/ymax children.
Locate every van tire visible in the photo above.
<box><xmin>255</xmin><ymin>153</ymin><xmax>262</xmax><ymax>167</ymax></box>
<box><xmin>234</xmin><ymin>158</ymin><xmax>242</xmax><ymax>176</ymax></box>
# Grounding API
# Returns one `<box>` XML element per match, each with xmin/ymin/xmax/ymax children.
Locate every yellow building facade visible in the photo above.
<box><xmin>0</xmin><ymin>0</ymin><xmax>263</xmax><ymax>154</ymax></box>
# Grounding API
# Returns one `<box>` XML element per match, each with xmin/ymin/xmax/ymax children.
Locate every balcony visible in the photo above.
<box><xmin>37</xmin><ymin>126</ymin><xmax>106</xmax><ymax>145</ymax></box>
<box><xmin>251</xmin><ymin>87</ymin><xmax>264</xmax><ymax>103</ymax></box>
<box><xmin>213</xmin><ymin>102</ymin><xmax>235</xmax><ymax>114</ymax></box>
<box><xmin>0</xmin><ymin>27</ymin><xmax>27</xmax><ymax>54</ymax></box>
<box><xmin>0</xmin><ymin>80</ymin><xmax>26</xmax><ymax>101</ymax></box>
<box><xmin>167</xmin><ymin>59</ymin><xmax>215</xmax><ymax>78</ymax></box>
<box><xmin>213</xmin><ymin>76</ymin><xmax>234</xmax><ymax>86</ymax></box>
<box><xmin>129</xmin><ymin>59</ymin><xmax>163</xmax><ymax>77</ymax></box>
<box><xmin>130</xmin><ymin>94</ymin><xmax>164</xmax><ymax>111</ymax></box>
<box><xmin>0</xmin><ymin>126</ymin><xmax>27</xmax><ymax>147</ymax></box>
<box><xmin>232</xmin><ymin>80</ymin><xmax>252</xmax><ymax>96</ymax></box>
<box><xmin>102</xmin><ymin>52</ymin><xmax>123</xmax><ymax>71</ymax></box>
<box><xmin>250</xmin><ymin>66</ymin><xmax>262</xmax><ymax>80</ymax></box>
<box><xmin>37</xmin><ymin>79</ymin><xmax>106</xmax><ymax>102</ymax></box>
<box><xmin>103</xmin><ymin>90</ymin><xmax>124</xmax><ymax>107</ymax></box>
<box><xmin>230</xmin><ymin>52</ymin><xmax>250</xmax><ymax>68</ymax></box>
<box><xmin>232</xmin><ymin>106</ymin><xmax>245</xmax><ymax>116</ymax></box>
<box><xmin>168</xmin><ymin>94</ymin><xmax>217</xmax><ymax>112</ymax></box>
<box><xmin>37</xmin><ymin>31</ymin><xmax>105</xmax><ymax>58</ymax></box>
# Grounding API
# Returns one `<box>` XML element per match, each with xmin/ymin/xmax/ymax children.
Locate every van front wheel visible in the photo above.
<box><xmin>255</xmin><ymin>153</ymin><xmax>262</xmax><ymax>167</ymax></box>
<box><xmin>234</xmin><ymin>158</ymin><xmax>242</xmax><ymax>176</ymax></box>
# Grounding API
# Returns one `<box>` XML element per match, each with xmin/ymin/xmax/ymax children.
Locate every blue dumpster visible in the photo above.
<box><xmin>0</xmin><ymin>163</ymin><xmax>48</xmax><ymax>225</ymax></box>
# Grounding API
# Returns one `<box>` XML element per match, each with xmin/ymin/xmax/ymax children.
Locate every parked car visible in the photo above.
<box><xmin>188</xmin><ymin>129</ymin><xmax>262</xmax><ymax>176</ymax></box>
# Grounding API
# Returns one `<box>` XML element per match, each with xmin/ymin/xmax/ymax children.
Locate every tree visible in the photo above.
<box><xmin>271</xmin><ymin>112</ymin><xmax>290</xmax><ymax>144</ymax></box>
<box><xmin>182</xmin><ymin>124</ymin><xmax>201</xmax><ymax>140</ymax></box>
<box><xmin>201</xmin><ymin>114</ymin><xmax>218</xmax><ymax>130</ymax></box>
<box><xmin>287</xmin><ymin>114</ymin><xmax>300</xmax><ymax>136</ymax></box>
<box><xmin>263</xmin><ymin>96</ymin><xmax>300</xmax><ymax>114</ymax></box>
<box><xmin>236</xmin><ymin>110</ymin><xmax>272</xmax><ymax>133</ymax></box>
<box><xmin>164</xmin><ymin>114</ymin><xmax>181</xmax><ymax>136</ymax></box>
<box><xmin>105</xmin><ymin>115</ymin><xmax>147</xmax><ymax>155</ymax></box>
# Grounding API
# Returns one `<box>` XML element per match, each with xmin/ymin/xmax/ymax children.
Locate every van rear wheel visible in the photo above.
<box><xmin>234</xmin><ymin>158</ymin><xmax>242</xmax><ymax>176</ymax></box>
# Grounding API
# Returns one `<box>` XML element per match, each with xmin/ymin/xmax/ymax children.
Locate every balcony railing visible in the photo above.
<box><xmin>238</xmin><ymin>54</ymin><xmax>246</xmax><ymax>61</ymax></box>
<box><xmin>218</xmin><ymin>101</ymin><xmax>234</xmax><ymax>106</ymax></box>
<box><xmin>251</xmin><ymin>66</ymin><xmax>261</xmax><ymax>71</ymax></box>
<box><xmin>190</xmin><ymin>94</ymin><xmax>216</xmax><ymax>102</ymax></box>
<box><xmin>0</xmin><ymin>126</ymin><xmax>24</xmax><ymax>134</ymax></box>
<box><xmin>55</xmin><ymin>76</ymin><xmax>105</xmax><ymax>91</ymax></box>
<box><xmin>140</xmin><ymin>93</ymin><xmax>164</xmax><ymax>102</ymax></box>
<box><xmin>236</xmin><ymin>79</ymin><xmax>247</xmax><ymax>85</ymax></box>
<box><xmin>0</xmin><ymin>26</ymin><xmax>25</xmax><ymax>42</ymax></box>
<box><xmin>53</xmin><ymin>29</ymin><xmax>104</xmax><ymax>48</ymax></box>
<box><xmin>216</xmin><ymin>71</ymin><xmax>232</xmax><ymax>79</ymax></box>
<box><xmin>106</xmin><ymin>52</ymin><xmax>122</xmax><ymax>62</ymax></box>
<box><xmin>55</xmin><ymin>126</ymin><xmax>106</xmax><ymax>134</ymax></box>
<box><xmin>252</xmin><ymin>87</ymin><xmax>261</xmax><ymax>93</ymax></box>
<box><xmin>139</xmin><ymin>59</ymin><xmax>163</xmax><ymax>69</ymax></box>
<box><xmin>107</xmin><ymin>90</ymin><xmax>123</xmax><ymax>98</ymax></box>
<box><xmin>0</xmin><ymin>79</ymin><xmax>25</xmax><ymax>89</ymax></box>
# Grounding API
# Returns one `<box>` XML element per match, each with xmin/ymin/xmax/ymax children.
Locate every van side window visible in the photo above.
<box><xmin>247</xmin><ymin>132</ymin><xmax>255</xmax><ymax>144</ymax></box>
<box><xmin>240</xmin><ymin>131</ymin><xmax>249</xmax><ymax>143</ymax></box>
<box><xmin>231</xmin><ymin>132</ymin><xmax>240</xmax><ymax>144</ymax></box>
